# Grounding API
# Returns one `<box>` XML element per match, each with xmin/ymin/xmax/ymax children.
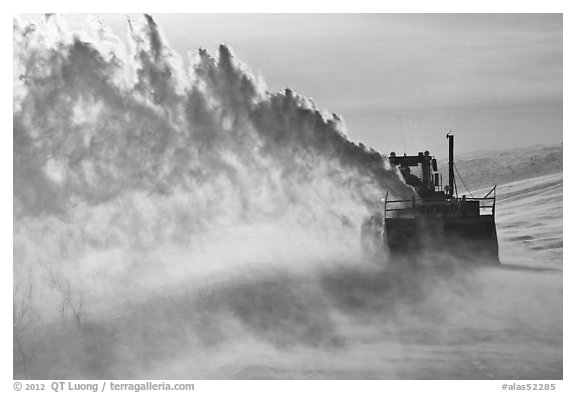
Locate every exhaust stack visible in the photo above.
<box><xmin>447</xmin><ymin>132</ymin><xmax>454</xmax><ymax>198</ymax></box>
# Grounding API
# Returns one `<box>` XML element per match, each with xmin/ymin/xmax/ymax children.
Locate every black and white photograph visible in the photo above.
<box><xmin>11</xmin><ymin>9</ymin><xmax>565</xmax><ymax>387</ymax></box>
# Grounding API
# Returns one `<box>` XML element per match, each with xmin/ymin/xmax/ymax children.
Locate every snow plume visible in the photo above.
<box><xmin>14</xmin><ymin>14</ymin><xmax>412</xmax><ymax>222</ymax></box>
<box><xmin>14</xmin><ymin>14</ymin><xmax>415</xmax><ymax>378</ymax></box>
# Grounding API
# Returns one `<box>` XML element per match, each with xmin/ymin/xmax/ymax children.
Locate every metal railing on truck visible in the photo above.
<box><xmin>383</xmin><ymin>185</ymin><xmax>497</xmax><ymax>219</ymax></box>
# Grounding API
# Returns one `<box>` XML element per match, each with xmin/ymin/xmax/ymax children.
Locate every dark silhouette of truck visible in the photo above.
<box><xmin>361</xmin><ymin>133</ymin><xmax>499</xmax><ymax>266</ymax></box>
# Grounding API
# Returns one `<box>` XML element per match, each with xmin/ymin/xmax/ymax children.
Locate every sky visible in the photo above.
<box><xmin>77</xmin><ymin>14</ymin><xmax>562</xmax><ymax>157</ymax></box>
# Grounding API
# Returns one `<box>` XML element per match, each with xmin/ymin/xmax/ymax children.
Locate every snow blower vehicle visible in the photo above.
<box><xmin>361</xmin><ymin>133</ymin><xmax>499</xmax><ymax>266</ymax></box>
